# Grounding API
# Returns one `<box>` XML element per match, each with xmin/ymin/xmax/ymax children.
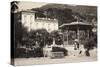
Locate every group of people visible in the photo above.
<box><xmin>73</xmin><ymin>38</ymin><xmax>94</xmax><ymax>56</ymax></box>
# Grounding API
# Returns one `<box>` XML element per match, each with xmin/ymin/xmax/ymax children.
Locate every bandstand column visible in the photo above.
<box><xmin>87</xmin><ymin>30</ymin><xmax>90</xmax><ymax>39</ymax></box>
<box><xmin>66</xmin><ymin>30</ymin><xmax>69</xmax><ymax>45</ymax></box>
<box><xmin>53</xmin><ymin>38</ymin><xmax>56</xmax><ymax>46</ymax></box>
<box><xmin>77</xmin><ymin>27</ymin><xmax>80</xmax><ymax>43</ymax></box>
<box><xmin>62</xmin><ymin>33</ymin><xmax>64</xmax><ymax>46</ymax></box>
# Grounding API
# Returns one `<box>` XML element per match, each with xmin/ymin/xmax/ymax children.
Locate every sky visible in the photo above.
<box><xmin>18</xmin><ymin>1</ymin><xmax>47</xmax><ymax>11</ymax></box>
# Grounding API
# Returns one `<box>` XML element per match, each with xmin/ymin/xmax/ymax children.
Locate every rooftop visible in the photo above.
<box><xmin>60</xmin><ymin>21</ymin><xmax>92</xmax><ymax>28</ymax></box>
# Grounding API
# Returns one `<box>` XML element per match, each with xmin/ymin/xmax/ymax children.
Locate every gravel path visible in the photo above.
<box><xmin>14</xmin><ymin>46</ymin><xmax>97</xmax><ymax>66</ymax></box>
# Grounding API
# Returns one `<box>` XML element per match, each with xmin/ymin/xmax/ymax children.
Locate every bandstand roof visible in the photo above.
<box><xmin>60</xmin><ymin>21</ymin><xmax>92</xmax><ymax>27</ymax></box>
<box><xmin>59</xmin><ymin>21</ymin><xmax>93</xmax><ymax>30</ymax></box>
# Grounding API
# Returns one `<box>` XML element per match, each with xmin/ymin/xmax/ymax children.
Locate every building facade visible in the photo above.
<box><xmin>21</xmin><ymin>11</ymin><xmax>58</xmax><ymax>32</ymax></box>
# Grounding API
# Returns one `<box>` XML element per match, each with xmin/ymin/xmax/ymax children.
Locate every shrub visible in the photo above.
<box><xmin>15</xmin><ymin>48</ymin><xmax>26</xmax><ymax>58</ymax></box>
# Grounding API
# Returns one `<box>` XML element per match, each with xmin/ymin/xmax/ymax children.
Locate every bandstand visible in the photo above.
<box><xmin>59</xmin><ymin>21</ymin><xmax>93</xmax><ymax>45</ymax></box>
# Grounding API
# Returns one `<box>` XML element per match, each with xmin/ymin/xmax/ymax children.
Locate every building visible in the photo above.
<box><xmin>21</xmin><ymin>10</ymin><xmax>58</xmax><ymax>32</ymax></box>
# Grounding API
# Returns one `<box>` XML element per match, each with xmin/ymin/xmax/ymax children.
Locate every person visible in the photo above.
<box><xmin>85</xmin><ymin>49</ymin><xmax>90</xmax><ymax>56</ymax></box>
<box><xmin>76</xmin><ymin>41</ymin><xmax>79</xmax><ymax>50</ymax></box>
<box><xmin>74</xmin><ymin>39</ymin><xmax>79</xmax><ymax>50</ymax></box>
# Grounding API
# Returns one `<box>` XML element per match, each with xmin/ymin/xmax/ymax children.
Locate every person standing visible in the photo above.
<box><xmin>74</xmin><ymin>39</ymin><xmax>79</xmax><ymax>50</ymax></box>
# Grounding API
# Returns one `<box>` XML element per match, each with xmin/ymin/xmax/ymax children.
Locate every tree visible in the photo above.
<box><xmin>35</xmin><ymin>29</ymin><xmax>49</xmax><ymax>47</ymax></box>
<box><xmin>15</xmin><ymin>21</ymin><xmax>28</xmax><ymax>48</ymax></box>
<box><xmin>27</xmin><ymin>29</ymin><xmax>49</xmax><ymax>48</ymax></box>
<box><xmin>84</xmin><ymin>32</ymin><xmax>97</xmax><ymax>56</ymax></box>
<box><xmin>50</xmin><ymin>30</ymin><xmax>63</xmax><ymax>45</ymax></box>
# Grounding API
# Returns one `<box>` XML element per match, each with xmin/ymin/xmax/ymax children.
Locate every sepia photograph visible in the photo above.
<box><xmin>11</xmin><ymin>1</ymin><xmax>97</xmax><ymax>66</ymax></box>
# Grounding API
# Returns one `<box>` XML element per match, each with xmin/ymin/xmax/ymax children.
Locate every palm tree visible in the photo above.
<box><xmin>11</xmin><ymin>1</ymin><xmax>19</xmax><ymax>13</ymax></box>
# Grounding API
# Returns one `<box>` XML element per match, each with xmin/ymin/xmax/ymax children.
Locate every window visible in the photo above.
<box><xmin>48</xmin><ymin>28</ymin><xmax>51</xmax><ymax>32</ymax></box>
<box><xmin>23</xmin><ymin>15</ymin><xmax>27</xmax><ymax>24</ymax></box>
<box><xmin>30</xmin><ymin>15</ymin><xmax>33</xmax><ymax>24</ymax></box>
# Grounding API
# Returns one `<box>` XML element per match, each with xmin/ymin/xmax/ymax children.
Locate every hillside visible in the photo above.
<box><xmin>31</xmin><ymin>3</ymin><xmax>97</xmax><ymax>25</ymax></box>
